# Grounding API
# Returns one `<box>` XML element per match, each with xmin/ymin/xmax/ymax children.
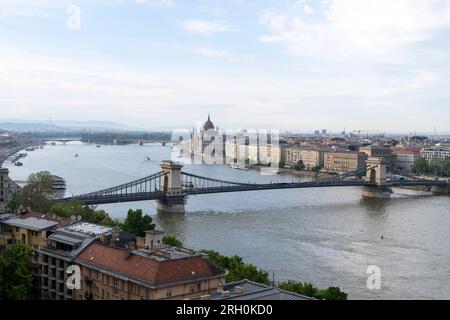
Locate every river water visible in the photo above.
<box><xmin>3</xmin><ymin>142</ymin><xmax>450</xmax><ymax>300</ymax></box>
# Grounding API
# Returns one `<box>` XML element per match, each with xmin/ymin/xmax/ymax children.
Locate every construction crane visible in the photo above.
<box><xmin>353</xmin><ymin>130</ymin><xmax>369</xmax><ymax>137</ymax></box>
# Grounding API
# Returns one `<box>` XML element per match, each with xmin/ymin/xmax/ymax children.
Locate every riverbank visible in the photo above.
<box><xmin>248</xmin><ymin>165</ymin><xmax>335</xmax><ymax>179</ymax></box>
<box><xmin>0</xmin><ymin>142</ymin><xmax>44</xmax><ymax>167</ymax></box>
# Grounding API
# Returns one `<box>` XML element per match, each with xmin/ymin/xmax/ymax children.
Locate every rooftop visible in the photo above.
<box><xmin>62</xmin><ymin>222</ymin><xmax>113</xmax><ymax>237</ymax></box>
<box><xmin>210</xmin><ymin>280</ymin><xmax>315</xmax><ymax>301</ymax></box>
<box><xmin>5</xmin><ymin>217</ymin><xmax>59</xmax><ymax>232</ymax></box>
<box><xmin>76</xmin><ymin>242</ymin><xmax>226</xmax><ymax>288</ymax></box>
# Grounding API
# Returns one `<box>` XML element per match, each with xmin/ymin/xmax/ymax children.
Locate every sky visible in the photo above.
<box><xmin>1</xmin><ymin>0</ymin><xmax>450</xmax><ymax>133</ymax></box>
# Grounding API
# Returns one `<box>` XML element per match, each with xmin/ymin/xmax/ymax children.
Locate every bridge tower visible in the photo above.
<box><xmin>363</xmin><ymin>157</ymin><xmax>393</xmax><ymax>198</ymax></box>
<box><xmin>156</xmin><ymin>160</ymin><xmax>186</xmax><ymax>214</ymax></box>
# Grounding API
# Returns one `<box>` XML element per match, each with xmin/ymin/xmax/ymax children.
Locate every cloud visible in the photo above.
<box><xmin>194</xmin><ymin>47</ymin><xmax>254</xmax><ymax>64</ymax></box>
<box><xmin>181</xmin><ymin>19</ymin><xmax>236</xmax><ymax>36</ymax></box>
<box><xmin>134</xmin><ymin>0</ymin><xmax>174</xmax><ymax>7</ymax></box>
<box><xmin>260</xmin><ymin>0</ymin><xmax>450</xmax><ymax>58</ymax></box>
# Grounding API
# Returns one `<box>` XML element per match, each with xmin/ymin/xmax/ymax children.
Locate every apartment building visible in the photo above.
<box><xmin>421</xmin><ymin>145</ymin><xmax>450</xmax><ymax>163</ymax></box>
<box><xmin>38</xmin><ymin>222</ymin><xmax>114</xmax><ymax>300</ymax></box>
<box><xmin>283</xmin><ymin>148</ymin><xmax>325</xmax><ymax>168</ymax></box>
<box><xmin>0</xmin><ymin>168</ymin><xmax>13</xmax><ymax>213</ymax></box>
<box><xmin>75</xmin><ymin>230</ymin><xmax>227</xmax><ymax>301</ymax></box>
<box><xmin>324</xmin><ymin>151</ymin><xmax>368</xmax><ymax>173</ymax></box>
<box><xmin>391</xmin><ymin>147</ymin><xmax>422</xmax><ymax>172</ymax></box>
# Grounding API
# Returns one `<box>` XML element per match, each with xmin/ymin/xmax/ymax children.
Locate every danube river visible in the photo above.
<box><xmin>4</xmin><ymin>142</ymin><xmax>450</xmax><ymax>300</ymax></box>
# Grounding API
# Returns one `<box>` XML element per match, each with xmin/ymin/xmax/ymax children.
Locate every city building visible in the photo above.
<box><xmin>421</xmin><ymin>145</ymin><xmax>450</xmax><ymax>163</ymax></box>
<box><xmin>208</xmin><ymin>280</ymin><xmax>314</xmax><ymax>300</ymax></box>
<box><xmin>324</xmin><ymin>151</ymin><xmax>368</xmax><ymax>173</ymax></box>
<box><xmin>191</xmin><ymin>115</ymin><xmax>224</xmax><ymax>163</ymax></box>
<box><xmin>0</xmin><ymin>133</ymin><xmax>12</xmax><ymax>145</ymax></box>
<box><xmin>359</xmin><ymin>145</ymin><xmax>396</xmax><ymax>169</ymax></box>
<box><xmin>37</xmin><ymin>222</ymin><xmax>114</xmax><ymax>300</ymax></box>
<box><xmin>74</xmin><ymin>230</ymin><xmax>227</xmax><ymax>300</ymax></box>
<box><xmin>0</xmin><ymin>168</ymin><xmax>13</xmax><ymax>213</ymax></box>
<box><xmin>283</xmin><ymin>148</ymin><xmax>325</xmax><ymax>169</ymax></box>
<box><xmin>391</xmin><ymin>147</ymin><xmax>422</xmax><ymax>172</ymax></box>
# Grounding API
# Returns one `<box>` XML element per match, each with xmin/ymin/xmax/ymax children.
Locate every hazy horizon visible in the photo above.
<box><xmin>1</xmin><ymin>0</ymin><xmax>450</xmax><ymax>132</ymax></box>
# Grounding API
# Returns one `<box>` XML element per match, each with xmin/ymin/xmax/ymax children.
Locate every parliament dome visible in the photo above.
<box><xmin>203</xmin><ymin>114</ymin><xmax>215</xmax><ymax>131</ymax></box>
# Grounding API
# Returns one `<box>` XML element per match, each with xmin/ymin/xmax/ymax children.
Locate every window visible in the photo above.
<box><xmin>166</xmin><ymin>289</ymin><xmax>172</xmax><ymax>297</ymax></box>
<box><xmin>112</xmin><ymin>279</ymin><xmax>119</xmax><ymax>294</ymax></box>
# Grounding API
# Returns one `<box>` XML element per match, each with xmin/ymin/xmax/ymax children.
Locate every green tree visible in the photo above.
<box><xmin>278</xmin><ymin>281</ymin><xmax>320</xmax><ymax>298</ymax></box>
<box><xmin>317</xmin><ymin>287</ymin><xmax>348</xmax><ymax>301</ymax></box>
<box><xmin>163</xmin><ymin>236</ymin><xmax>183</xmax><ymax>247</ymax></box>
<box><xmin>311</xmin><ymin>165</ymin><xmax>322</xmax><ymax>173</ymax></box>
<box><xmin>278</xmin><ymin>281</ymin><xmax>348</xmax><ymax>300</ymax></box>
<box><xmin>0</xmin><ymin>243</ymin><xmax>33</xmax><ymax>300</ymax></box>
<box><xmin>201</xmin><ymin>250</ymin><xmax>271</xmax><ymax>285</ymax></box>
<box><xmin>411</xmin><ymin>158</ymin><xmax>430</xmax><ymax>175</ymax></box>
<box><xmin>293</xmin><ymin>160</ymin><xmax>305</xmax><ymax>171</ymax></box>
<box><xmin>121</xmin><ymin>209</ymin><xmax>155</xmax><ymax>237</ymax></box>
<box><xmin>13</xmin><ymin>171</ymin><xmax>56</xmax><ymax>213</ymax></box>
<box><xmin>50</xmin><ymin>201</ymin><xmax>120</xmax><ymax>227</ymax></box>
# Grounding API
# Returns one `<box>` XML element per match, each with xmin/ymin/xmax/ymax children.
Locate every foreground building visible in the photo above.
<box><xmin>75</xmin><ymin>230</ymin><xmax>226</xmax><ymax>300</ymax></box>
<box><xmin>209</xmin><ymin>280</ymin><xmax>314</xmax><ymax>300</ymax></box>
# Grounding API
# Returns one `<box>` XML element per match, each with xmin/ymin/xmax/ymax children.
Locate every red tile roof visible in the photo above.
<box><xmin>390</xmin><ymin>147</ymin><xmax>422</xmax><ymax>155</ymax></box>
<box><xmin>76</xmin><ymin>243</ymin><xmax>224</xmax><ymax>286</ymax></box>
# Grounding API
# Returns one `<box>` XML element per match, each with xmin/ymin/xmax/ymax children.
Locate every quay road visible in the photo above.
<box><xmin>0</xmin><ymin>141</ymin><xmax>44</xmax><ymax>166</ymax></box>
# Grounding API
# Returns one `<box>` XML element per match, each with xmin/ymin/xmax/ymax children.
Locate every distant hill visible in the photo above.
<box><xmin>53</xmin><ymin>120</ymin><xmax>141</xmax><ymax>131</ymax></box>
<box><xmin>0</xmin><ymin>120</ymin><xmax>142</xmax><ymax>132</ymax></box>
<box><xmin>0</xmin><ymin>122</ymin><xmax>66</xmax><ymax>132</ymax></box>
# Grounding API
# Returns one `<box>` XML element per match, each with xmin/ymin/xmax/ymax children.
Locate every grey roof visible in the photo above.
<box><xmin>0</xmin><ymin>213</ymin><xmax>14</xmax><ymax>221</ymax></box>
<box><xmin>211</xmin><ymin>280</ymin><xmax>315</xmax><ymax>301</ymax></box>
<box><xmin>5</xmin><ymin>217</ymin><xmax>58</xmax><ymax>231</ymax></box>
<box><xmin>41</xmin><ymin>222</ymin><xmax>113</xmax><ymax>260</ymax></box>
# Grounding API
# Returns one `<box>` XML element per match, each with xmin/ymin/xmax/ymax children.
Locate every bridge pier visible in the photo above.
<box><xmin>363</xmin><ymin>157</ymin><xmax>392</xmax><ymax>199</ymax></box>
<box><xmin>362</xmin><ymin>186</ymin><xmax>393</xmax><ymax>199</ymax></box>
<box><xmin>430</xmin><ymin>184</ymin><xmax>449</xmax><ymax>195</ymax></box>
<box><xmin>156</xmin><ymin>200</ymin><xmax>186</xmax><ymax>214</ymax></box>
<box><xmin>156</xmin><ymin>161</ymin><xmax>186</xmax><ymax>214</ymax></box>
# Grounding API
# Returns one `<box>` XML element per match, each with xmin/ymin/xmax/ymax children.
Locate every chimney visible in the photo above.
<box><xmin>221</xmin><ymin>291</ymin><xmax>231</xmax><ymax>298</ymax></box>
<box><xmin>136</xmin><ymin>237</ymin><xmax>145</xmax><ymax>249</ymax></box>
<box><xmin>145</xmin><ymin>230</ymin><xmax>164</xmax><ymax>250</ymax></box>
<box><xmin>234</xmin><ymin>286</ymin><xmax>244</xmax><ymax>294</ymax></box>
<box><xmin>99</xmin><ymin>233</ymin><xmax>106</xmax><ymax>244</ymax></box>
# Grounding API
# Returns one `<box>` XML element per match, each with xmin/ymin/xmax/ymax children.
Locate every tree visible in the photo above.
<box><xmin>163</xmin><ymin>236</ymin><xmax>183</xmax><ymax>247</ymax></box>
<box><xmin>0</xmin><ymin>243</ymin><xmax>33</xmax><ymax>300</ymax></box>
<box><xmin>293</xmin><ymin>160</ymin><xmax>305</xmax><ymax>171</ymax></box>
<box><xmin>12</xmin><ymin>171</ymin><xmax>56</xmax><ymax>213</ymax></box>
<box><xmin>51</xmin><ymin>201</ymin><xmax>120</xmax><ymax>227</ymax></box>
<box><xmin>278</xmin><ymin>281</ymin><xmax>348</xmax><ymax>300</ymax></box>
<box><xmin>411</xmin><ymin>158</ymin><xmax>430</xmax><ymax>175</ymax></box>
<box><xmin>121</xmin><ymin>209</ymin><xmax>155</xmax><ymax>237</ymax></box>
<box><xmin>278</xmin><ymin>281</ymin><xmax>319</xmax><ymax>298</ymax></box>
<box><xmin>317</xmin><ymin>287</ymin><xmax>348</xmax><ymax>300</ymax></box>
<box><xmin>201</xmin><ymin>250</ymin><xmax>271</xmax><ymax>285</ymax></box>
<box><xmin>311</xmin><ymin>165</ymin><xmax>322</xmax><ymax>173</ymax></box>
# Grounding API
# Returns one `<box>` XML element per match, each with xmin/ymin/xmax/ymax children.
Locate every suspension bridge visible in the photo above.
<box><xmin>60</xmin><ymin>158</ymin><xmax>449</xmax><ymax>214</ymax></box>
